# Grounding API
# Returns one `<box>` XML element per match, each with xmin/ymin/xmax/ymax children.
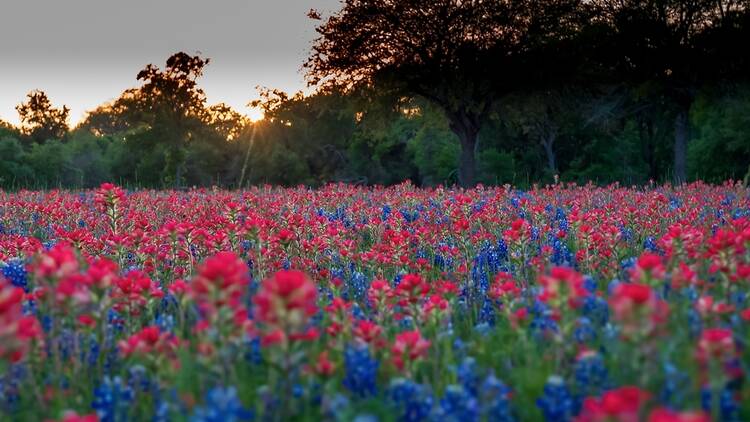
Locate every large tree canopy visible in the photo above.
<box><xmin>15</xmin><ymin>90</ymin><xmax>70</xmax><ymax>143</ymax></box>
<box><xmin>595</xmin><ymin>0</ymin><xmax>750</xmax><ymax>184</ymax></box>
<box><xmin>305</xmin><ymin>0</ymin><xmax>587</xmax><ymax>187</ymax></box>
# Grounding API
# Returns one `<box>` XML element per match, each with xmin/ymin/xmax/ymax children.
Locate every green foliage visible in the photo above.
<box><xmin>689</xmin><ymin>85</ymin><xmax>750</xmax><ymax>183</ymax></box>
<box><xmin>0</xmin><ymin>137</ymin><xmax>33</xmax><ymax>188</ymax></box>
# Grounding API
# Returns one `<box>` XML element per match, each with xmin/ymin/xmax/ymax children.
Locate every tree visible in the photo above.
<box><xmin>502</xmin><ymin>89</ymin><xmax>587</xmax><ymax>177</ymax></box>
<box><xmin>596</xmin><ymin>0</ymin><xmax>749</xmax><ymax>184</ymax></box>
<box><xmin>77</xmin><ymin>88</ymin><xmax>146</xmax><ymax>136</ymax></box>
<box><xmin>15</xmin><ymin>90</ymin><xmax>70</xmax><ymax>143</ymax></box>
<box><xmin>135</xmin><ymin>52</ymin><xmax>211</xmax><ymax>186</ymax></box>
<box><xmin>305</xmin><ymin>0</ymin><xmax>586</xmax><ymax>187</ymax></box>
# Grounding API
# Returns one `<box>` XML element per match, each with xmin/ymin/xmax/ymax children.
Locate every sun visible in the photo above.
<box><xmin>246</xmin><ymin>105</ymin><xmax>265</xmax><ymax>122</ymax></box>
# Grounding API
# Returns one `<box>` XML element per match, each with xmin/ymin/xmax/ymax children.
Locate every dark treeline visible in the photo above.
<box><xmin>1</xmin><ymin>0</ymin><xmax>749</xmax><ymax>190</ymax></box>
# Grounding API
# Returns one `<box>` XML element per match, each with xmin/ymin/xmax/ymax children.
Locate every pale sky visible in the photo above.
<box><xmin>0</xmin><ymin>0</ymin><xmax>340</xmax><ymax>126</ymax></box>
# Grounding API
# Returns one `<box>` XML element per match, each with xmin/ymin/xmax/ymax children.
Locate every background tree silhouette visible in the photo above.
<box><xmin>135</xmin><ymin>52</ymin><xmax>211</xmax><ymax>187</ymax></box>
<box><xmin>596</xmin><ymin>0</ymin><xmax>750</xmax><ymax>184</ymax></box>
<box><xmin>305</xmin><ymin>0</ymin><xmax>588</xmax><ymax>187</ymax></box>
<box><xmin>15</xmin><ymin>90</ymin><xmax>70</xmax><ymax>143</ymax></box>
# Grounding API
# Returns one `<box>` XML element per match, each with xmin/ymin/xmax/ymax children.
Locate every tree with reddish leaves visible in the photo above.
<box><xmin>305</xmin><ymin>0</ymin><xmax>587</xmax><ymax>188</ymax></box>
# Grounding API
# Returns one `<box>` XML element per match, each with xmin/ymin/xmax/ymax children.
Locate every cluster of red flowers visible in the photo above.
<box><xmin>119</xmin><ymin>325</ymin><xmax>180</xmax><ymax>361</ymax></box>
<box><xmin>0</xmin><ymin>279</ymin><xmax>41</xmax><ymax>362</ymax></box>
<box><xmin>254</xmin><ymin>269</ymin><xmax>318</xmax><ymax>347</ymax></box>
<box><xmin>577</xmin><ymin>387</ymin><xmax>709</xmax><ymax>422</ymax></box>
<box><xmin>609</xmin><ymin>282</ymin><xmax>669</xmax><ymax>338</ymax></box>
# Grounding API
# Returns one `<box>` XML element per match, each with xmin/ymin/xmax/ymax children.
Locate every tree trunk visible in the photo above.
<box><xmin>458</xmin><ymin>133</ymin><xmax>477</xmax><ymax>187</ymax></box>
<box><xmin>446</xmin><ymin>110</ymin><xmax>481</xmax><ymax>188</ymax></box>
<box><xmin>541</xmin><ymin>132</ymin><xmax>557</xmax><ymax>175</ymax></box>
<box><xmin>673</xmin><ymin>103</ymin><xmax>690</xmax><ymax>185</ymax></box>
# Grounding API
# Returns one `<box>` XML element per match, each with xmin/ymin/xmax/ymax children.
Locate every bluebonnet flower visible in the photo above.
<box><xmin>92</xmin><ymin>376</ymin><xmax>135</xmax><ymax>422</ymax></box>
<box><xmin>573</xmin><ymin>353</ymin><xmax>609</xmax><ymax>397</ymax></box>
<box><xmin>382</xmin><ymin>205</ymin><xmax>392</xmax><ymax>221</ymax></box>
<box><xmin>399</xmin><ymin>208</ymin><xmax>419</xmax><ymax>223</ymax></box>
<box><xmin>479</xmin><ymin>373</ymin><xmax>515</xmax><ymax>422</ymax></box>
<box><xmin>347</xmin><ymin>271</ymin><xmax>369</xmax><ymax>302</ymax></box>
<box><xmin>473</xmin><ymin>322</ymin><xmax>493</xmax><ymax>337</ymax></box>
<box><xmin>701</xmin><ymin>385</ymin><xmax>740</xmax><ymax>422</ymax></box>
<box><xmin>581</xmin><ymin>296</ymin><xmax>609</xmax><ymax>327</ymax></box>
<box><xmin>155</xmin><ymin>313</ymin><xmax>175</xmax><ymax>333</ymax></box>
<box><xmin>644</xmin><ymin>237</ymin><xmax>660</xmax><ymax>254</ymax></box>
<box><xmin>126</xmin><ymin>365</ymin><xmax>151</xmax><ymax>393</ymax></box>
<box><xmin>477</xmin><ymin>299</ymin><xmax>496</xmax><ymax>326</ymax></box>
<box><xmin>0</xmin><ymin>364</ymin><xmax>26</xmax><ymax>411</ymax></box>
<box><xmin>529</xmin><ymin>301</ymin><xmax>559</xmax><ymax>341</ymax></box>
<box><xmin>453</xmin><ymin>338</ymin><xmax>467</xmax><ymax>361</ymax></box>
<box><xmin>618</xmin><ymin>225</ymin><xmax>633</xmax><ymax>243</ymax></box>
<box><xmin>660</xmin><ymin>363</ymin><xmax>689</xmax><ymax>408</ymax></box>
<box><xmin>536</xmin><ymin>376</ymin><xmax>578</xmax><ymax>422</ymax></box>
<box><xmin>435</xmin><ymin>385</ymin><xmax>479</xmax><ymax>422</ymax></box>
<box><xmin>669</xmin><ymin>196</ymin><xmax>681</xmax><ymax>211</ymax></box>
<box><xmin>1</xmin><ymin>259</ymin><xmax>28</xmax><ymax>291</ymax></box>
<box><xmin>244</xmin><ymin>337</ymin><xmax>262</xmax><ymax>365</ymax></box>
<box><xmin>321</xmin><ymin>393</ymin><xmax>350</xmax><ymax>420</ymax></box>
<box><xmin>388</xmin><ymin>378</ymin><xmax>434</xmax><ymax>422</ymax></box>
<box><xmin>550</xmin><ymin>238</ymin><xmax>573</xmax><ymax>266</ymax></box>
<box><xmin>190</xmin><ymin>386</ymin><xmax>254</xmax><ymax>422</ymax></box>
<box><xmin>687</xmin><ymin>309</ymin><xmax>702</xmax><ymax>338</ymax></box>
<box><xmin>573</xmin><ymin>317</ymin><xmax>596</xmax><ymax>344</ymax></box>
<box><xmin>456</xmin><ymin>358</ymin><xmax>480</xmax><ymax>396</ymax></box>
<box><xmin>343</xmin><ymin>344</ymin><xmax>379</xmax><ymax>397</ymax></box>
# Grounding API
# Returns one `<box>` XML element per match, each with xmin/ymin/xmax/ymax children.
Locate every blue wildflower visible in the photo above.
<box><xmin>479</xmin><ymin>373</ymin><xmax>515</xmax><ymax>422</ymax></box>
<box><xmin>536</xmin><ymin>376</ymin><xmax>578</xmax><ymax>422</ymax></box>
<box><xmin>190</xmin><ymin>386</ymin><xmax>254</xmax><ymax>422</ymax></box>
<box><xmin>388</xmin><ymin>378</ymin><xmax>434</xmax><ymax>422</ymax></box>
<box><xmin>1</xmin><ymin>259</ymin><xmax>28</xmax><ymax>291</ymax></box>
<box><xmin>343</xmin><ymin>344</ymin><xmax>379</xmax><ymax>397</ymax></box>
<box><xmin>92</xmin><ymin>376</ymin><xmax>135</xmax><ymax>422</ymax></box>
<box><xmin>435</xmin><ymin>385</ymin><xmax>479</xmax><ymax>422</ymax></box>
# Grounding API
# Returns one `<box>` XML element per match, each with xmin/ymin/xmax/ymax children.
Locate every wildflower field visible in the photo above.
<box><xmin>1</xmin><ymin>182</ymin><xmax>749</xmax><ymax>422</ymax></box>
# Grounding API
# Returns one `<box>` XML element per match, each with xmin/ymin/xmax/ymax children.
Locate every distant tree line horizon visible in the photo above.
<box><xmin>1</xmin><ymin>0</ymin><xmax>749</xmax><ymax>190</ymax></box>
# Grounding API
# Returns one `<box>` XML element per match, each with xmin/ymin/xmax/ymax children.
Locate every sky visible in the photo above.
<box><xmin>0</xmin><ymin>0</ymin><xmax>341</xmax><ymax>126</ymax></box>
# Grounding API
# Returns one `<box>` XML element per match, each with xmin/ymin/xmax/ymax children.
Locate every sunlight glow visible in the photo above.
<box><xmin>246</xmin><ymin>105</ymin><xmax>265</xmax><ymax>122</ymax></box>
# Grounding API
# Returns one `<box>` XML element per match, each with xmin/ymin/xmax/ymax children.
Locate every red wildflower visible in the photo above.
<box><xmin>34</xmin><ymin>242</ymin><xmax>79</xmax><ymax>280</ymax></box>
<box><xmin>696</xmin><ymin>328</ymin><xmax>735</xmax><ymax>363</ymax></box>
<box><xmin>630</xmin><ymin>252</ymin><xmax>666</xmax><ymax>284</ymax></box>
<box><xmin>191</xmin><ymin>251</ymin><xmax>250</xmax><ymax>315</ymax></box>
<box><xmin>119</xmin><ymin>325</ymin><xmax>180</xmax><ymax>359</ymax></box>
<box><xmin>576</xmin><ymin>386</ymin><xmax>650</xmax><ymax>422</ymax></box>
<box><xmin>49</xmin><ymin>411</ymin><xmax>100</xmax><ymax>422</ymax></box>
<box><xmin>647</xmin><ymin>407</ymin><xmax>710</xmax><ymax>422</ymax></box>
<box><xmin>610</xmin><ymin>283</ymin><xmax>669</xmax><ymax>338</ymax></box>
<box><xmin>490</xmin><ymin>272</ymin><xmax>520</xmax><ymax>300</ymax></box>
<box><xmin>353</xmin><ymin>320</ymin><xmax>383</xmax><ymax>347</ymax></box>
<box><xmin>391</xmin><ymin>330</ymin><xmax>430</xmax><ymax>371</ymax></box>
<box><xmin>313</xmin><ymin>351</ymin><xmax>336</xmax><ymax>377</ymax></box>
<box><xmin>367</xmin><ymin>279</ymin><xmax>392</xmax><ymax>309</ymax></box>
<box><xmin>539</xmin><ymin>267</ymin><xmax>589</xmax><ymax>309</ymax></box>
<box><xmin>254</xmin><ymin>270</ymin><xmax>318</xmax><ymax>347</ymax></box>
<box><xmin>394</xmin><ymin>273</ymin><xmax>429</xmax><ymax>307</ymax></box>
<box><xmin>0</xmin><ymin>279</ymin><xmax>41</xmax><ymax>363</ymax></box>
<box><xmin>94</xmin><ymin>182</ymin><xmax>126</xmax><ymax>210</ymax></box>
<box><xmin>86</xmin><ymin>257</ymin><xmax>119</xmax><ymax>289</ymax></box>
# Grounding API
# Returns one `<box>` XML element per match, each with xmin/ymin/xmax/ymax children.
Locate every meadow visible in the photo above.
<box><xmin>0</xmin><ymin>181</ymin><xmax>749</xmax><ymax>421</ymax></box>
